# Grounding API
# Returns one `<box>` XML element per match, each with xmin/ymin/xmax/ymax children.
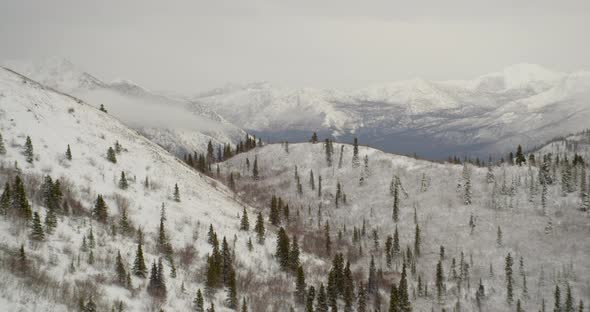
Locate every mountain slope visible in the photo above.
<box><xmin>3</xmin><ymin>58</ymin><xmax>246</xmax><ymax>157</ymax></box>
<box><xmin>0</xmin><ymin>67</ymin><xmax>284</xmax><ymax>311</ymax></box>
<box><xmin>192</xmin><ymin>64</ymin><xmax>590</xmax><ymax>158</ymax></box>
<box><xmin>219</xmin><ymin>140</ymin><xmax>590</xmax><ymax>311</ymax></box>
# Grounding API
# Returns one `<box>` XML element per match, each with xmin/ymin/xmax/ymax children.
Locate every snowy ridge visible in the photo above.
<box><xmin>2</xmin><ymin>58</ymin><xmax>247</xmax><ymax>157</ymax></box>
<box><xmin>0</xmin><ymin>67</ymin><xmax>284</xmax><ymax>311</ymax></box>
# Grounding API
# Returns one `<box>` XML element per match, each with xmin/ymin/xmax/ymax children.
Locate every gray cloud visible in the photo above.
<box><xmin>1</xmin><ymin>0</ymin><xmax>589</xmax><ymax>93</ymax></box>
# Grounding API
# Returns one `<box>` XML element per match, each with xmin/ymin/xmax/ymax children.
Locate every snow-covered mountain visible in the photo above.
<box><xmin>3</xmin><ymin>58</ymin><xmax>247</xmax><ymax>157</ymax></box>
<box><xmin>1</xmin><ymin>64</ymin><xmax>588</xmax><ymax>311</ymax></box>
<box><xmin>0</xmin><ymin>66</ymin><xmax>294</xmax><ymax>311</ymax></box>
<box><xmin>192</xmin><ymin>64</ymin><xmax>590</xmax><ymax>159</ymax></box>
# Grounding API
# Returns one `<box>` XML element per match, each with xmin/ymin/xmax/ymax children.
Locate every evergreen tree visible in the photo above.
<box><xmin>497</xmin><ymin>226</ymin><xmax>503</xmax><ymax>247</ymax></box>
<box><xmin>254</xmin><ymin>212</ymin><xmax>265</xmax><ymax>244</ymax></box>
<box><xmin>311</xmin><ymin>132</ymin><xmax>318</xmax><ymax>144</ymax></box>
<box><xmin>24</xmin><ymin>136</ymin><xmax>34</xmax><ymax>163</ymax></box>
<box><xmin>276</xmin><ymin>227</ymin><xmax>291</xmax><ymax>271</ymax></box>
<box><xmin>13</xmin><ymin>176</ymin><xmax>32</xmax><ymax>220</ymax></box>
<box><xmin>318</xmin><ymin>175</ymin><xmax>322</xmax><ymax>197</ymax></box>
<box><xmin>516</xmin><ymin>299</ymin><xmax>524</xmax><ymax>312</ymax></box>
<box><xmin>115</xmin><ymin>250</ymin><xmax>127</xmax><ymax>285</ymax></box>
<box><xmin>555</xmin><ymin>285</ymin><xmax>561</xmax><ymax>312</ymax></box>
<box><xmin>107</xmin><ymin>147</ymin><xmax>117</xmax><ymax>163</ymax></box>
<box><xmin>65</xmin><ymin>144</ymin><xmax>72</xmax><ymax>160</ymax></box>
<box><xmin>393</xmin><ymin>226</ymin><xmax>401</xmax><ymax>259</ymax></box>
<box><xmin>414</xmin><ymin>224</ymin><xmax>421</xmax><ymax>257</ymax></box>
<box><xmin>368</xmin><ymin>255</ymin><xmax>377</xmax><ymax>294</ymax></box>
<box><xmin>240</xmin><ymin>207</ymin><xmax>249</xmax><ymax>231</ymax></box>
<box><xmin>475</xmin><ymin>278</ymin><xmax>485</xmax><ymax>311</ymax></box>
<box><xmin>252</xmin><ymin>156</ymin><xmax>259</xmax><ymax>180</ymax></box>
<box><xmin>505</xmin><ymin>253</ymin><xmax>514</xmax><ymax>305</ymax></box>
<box><xmin>133</xmin><ymin>242</ymin><xmax>147</xmax><ymax>277</ymax></box>
<box><xmin>515</xmin><ymin>145</ymin><xmax>526</xmax><ymax>166</ymax></box>
<box><xmin>310</xmin><ymin>170</ymin><xmax>315</xmax><ymax>190</ymax></box>
<box><xmin>392</xmin><ymin>180</ymin><xmax>400</xmax><ymax>222</ymax></box>
<box><xmin>324</xmin><ymin>139</ymin><xmax>333</xmax><ymax>167</ymax></box>
<box><xmin>93</xmin><ymin>194</ymin><xmax>108</xmax><ymax>223</ymax></box>
<box><xmin>16</xmin><ymin>245</ymin><xmax>28</xmax><ymax>275</ymax></box>
<box><xmin>194</xmin><ymin>289</ymin><xmax>205</xmax><ymax>312</ymax></box>
<box><xmin>295</xmin><ymin>266</ymin><xmax>306</xmax><ymax>304</ymax></box>
<box><xmin>0</xmin><ymin>132</ymin><xmax>5</xmax><ymax>155</ymax></box>
<box><xmin>565</xmin><ymin>284</ymin><xmax>574</xmax><ymax>312</ymax></box>
<box><xmin>173</xmin><ymin>183</ymin><xmax>180</xmax><ymax>202</ymax></box>
<box><xmin>398</xmin><ymin>264</ymin><xmax>411</xmax><ymax>312</ymax></box>
<box><xmin>226</xmin><ymin>268</ymin><xmax>238</xmax><ymax>309</ymax></box>
<box><xmin>357</xmin><ymin>283</ymin><xmax>367</xmax><ymax>312</ymax></box>
<box><xmin>385</xmin><ymin>235</ymin><xmax>393</xmax><ymax>268</ymax></box>
<box><xmin>30</xmin><ymin>212</ymin><xmax>45</xmax><ymax>241</ymax></box>
<box><xmin>324</xmin><ymin>222</ymin><xmax>331</xmax><ymax>256</ymax></box>
<box><xmin>0</xmin><ymin>182</ymin><xmax>10</xmax><ymax>216</ymax></box>
<box><xmin>290</xmin><ymin>235</ymin><xmax>300</xmax><ymax>272</ymax></box>
<box><xmin>389</xmin><ymin>283</ymin><xmax>399</xmax><ymax>312</ymax></box>
<box><xmin>352</xmin><ymin>138</ymin><xmax>360</xmax><ymax>168</ymax></box>
<box><xmin>316</xmin><ymin>283</ymin><xmax>329</xmax><ymax>312</ymax></box>
<box><xmin>436</xmin><ymin>260</ymin><xmax>444</xmax><ymax>300</ymax></box>
<box><xmin>119</xmin><ymin>171</ymin><xmax>128</xmax><ymax>189</ymax></box>
<box><xmin>306</xmin><ymin>286</ymin><xmax>316</xmax><ymax>312</ymax></box>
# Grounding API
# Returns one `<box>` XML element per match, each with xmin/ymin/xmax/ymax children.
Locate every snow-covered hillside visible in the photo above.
<box><xmin>532</xmin><ymin>130</ymin><xmax>590</xmax><ymax>162</ymax></box>
<box><xmin>219</xmin><ymin>140</ymin><xmax>590</xmax><ymax>311</ymax></box>
<box><xmin>192</xmin><ymin>64</ymin><xmax>590</xmax><ymax>159</ymax></box>
<box><xmin>0</xmin><ymin>67</ymin><xmax>292</xmax><ymax>311</ymax></box>
<box><xmin>3</xmin><ymin>58</ymin><xmax>246</xmax><ymax>157</ymax></box>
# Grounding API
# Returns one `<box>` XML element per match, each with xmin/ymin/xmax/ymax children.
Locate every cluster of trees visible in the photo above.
<box><xmin>184</xmin><ymin>135</ymin><xmax>261</xmax><ymax>174</ymax></box>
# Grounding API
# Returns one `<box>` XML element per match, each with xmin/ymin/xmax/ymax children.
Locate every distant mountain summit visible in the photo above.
<box><xmin>191</xmin><ymin>63</ymin><xmax>590</xmax><ymax>158</ymax></box>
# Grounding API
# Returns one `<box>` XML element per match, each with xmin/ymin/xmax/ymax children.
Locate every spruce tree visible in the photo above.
<box><xmin>13</xmin><ymin>175</ymin><xmax>32</xmax><ymax>220</ymax></box>
<box><xmin>107</xmin><ymin>147</ymin><xmax>117</xmax><ymax>163</ymax></box>
<box><xmin>0</xmin><ymin>132</ymin><xmax>5</xmax><ymax>155</ymax></box>
<box><xmin>436</xmin><ymin>260</ymin><xmax>444</xmax><ymax>300</ymax></box>
<box><xmin>565</xmin><ymin>284</ymin><xmax>574</xmax><ymax>312</ymax></box>
<box><xmin>352</xmin><ymin>137</ymin><xmax>360</xmax><ymax>168</ymax></box>
<box><xmin>65</xmin><ymin>144</ymin><xmax>72</xmax><ymax>160</ymax></box>
<box><xmin>515</xmin><ymin>145</ymin><xmax>526</xmax><ymax>166</ymax></box>
<box><xmin>316</xmin><ymin>283</ymin><xmax>329</xmax><ymax>312</ymax></box>
<box><xmin>252</xmin><ymin>156</ymin><xmax>259</xmax><ymax>180</ymax></box>
<box><xmin>505</xmin><ymin>253</ymin><xmax>514</xmax><ymax>305</ymax></box>
<box><xmin>276</xmin><ymin>227</ymin><xmax>290</xmax><ymax>271</ymax></box>
<box><xmin>173</xmin><ymin>183</ymin><xmax>180</xmax><ymax>202</ymax></box>
<box><xmin>311</xmin><ymin>132</ymin><xmax>318</xmax><ymax>144</ymax></box>
<box><xmin>392</xmin><ymin>181</ymin><xmax>400</xmax><ymax>222</ymax></box>
<box><xmin>295</xmin><ymin>266</ymin><xmax>306</xmax><ymax>304</ymax></box>
<box><xmin>318</xmin><ymin>175</ymin><xmax>322</xmax><ymax>197</ymax></box>
<box><xmin>414</xmin><ymin>223</ymin><xmax>421</xmax><ymax>257</ymax></box>
<box><xmin>0</xmin><ymin>182</ymin><xmax>10</xmax><ymax>216</ymax></box>
<box><xmin>309</xmin><ymin>170</ymin><xmax>315</xmax><ymax>190</ymax></box>
<box><xmin>226</xmin><ymin>269</ymin><xmax>238</xmax><ymax>309</ymax></box>
<box><xmin>133</xmin><ymin>242</ymin><xmax>147</xmax><ymax>277</ymax></box>
<box><xmin>554</xmin><ymin>284</ymin><xmax>562</xmax><ymax>312</ymax></box>
<box><xmin>240</xmin><ymin>207</ymin><xmax>249</xmax><ymax>231</ymax></box>
<box><xmin>389</xmin><ymin>283</ymin><xmax>399</xmax><ymax>312</ymax></box>
<box><xmin>306</xmin><ymin>286</ymin><xmax>316</xmax><ymax>312</ymax></box>
<box><xmin>254</xmin><ymin>212</ymin><xmax>265</xmax><ymax>244</ymax></box>
<box><xmin>194</xmin><ymin>289</ymin><xmax>205</xmax><ymax>312</ymax></box>
<box><xmin>119</xmin><ymin>171</ymin><xmax>128</xmax><ymax>189</ymax></box>
<box><xmin>115</xmin><ymin>250</ymin><xmax>127</xmax><ymax>285</ymax></box>
<box><xmin>290</xmin><ymin>236</ymin><xmax>300</xmax><ymax>272</ymax></box>
<box><xmin>24</xmin><ymin>136</ymin><xmax>34</xmax><ymax>163</ymax></box>
<box><xmin>16</xmin><ymin>245</ymin><xmax>28</xmax><ymax>275</ymax></box>
<box><xmin>30</xmin><ymin>212</ymin><xmax>45</xmax><ymax>241</ymax></box>
<box><xmin>93</xmin><ymin>194</ymin><xmax>108</xmax><ymax>223</ymax></box>
<box><xmin>357</xmin><ymin>283</ymin><xmax>367</xmax><ymax>312</ymax></box>
<box><xmin>367</xmin><ymin>255</ymin><xmax>377</xmax><ymax>294</ymax></box>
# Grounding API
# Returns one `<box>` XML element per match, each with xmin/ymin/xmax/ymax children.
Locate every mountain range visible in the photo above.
<box><xmin>4</xmin><ymin>59</ymin><xmax>590</xmax><ymax>160</ymax></box>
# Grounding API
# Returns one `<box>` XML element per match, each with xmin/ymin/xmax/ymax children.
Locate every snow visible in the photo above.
<box><xmin>0</xmin><ymin>67</ymin><xmax>287</xmax><ymax>311</ymax></box>
<box><xmin>221</xmin><ymin>141</ymin><xmax>590</xmax><ymax>311</ymax></box>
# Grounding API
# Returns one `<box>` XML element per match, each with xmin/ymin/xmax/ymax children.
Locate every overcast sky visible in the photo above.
<box><xmin>1</xmin><ymin>0</ymin><xmax>589</xmax><ymax>93</ymax></box>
